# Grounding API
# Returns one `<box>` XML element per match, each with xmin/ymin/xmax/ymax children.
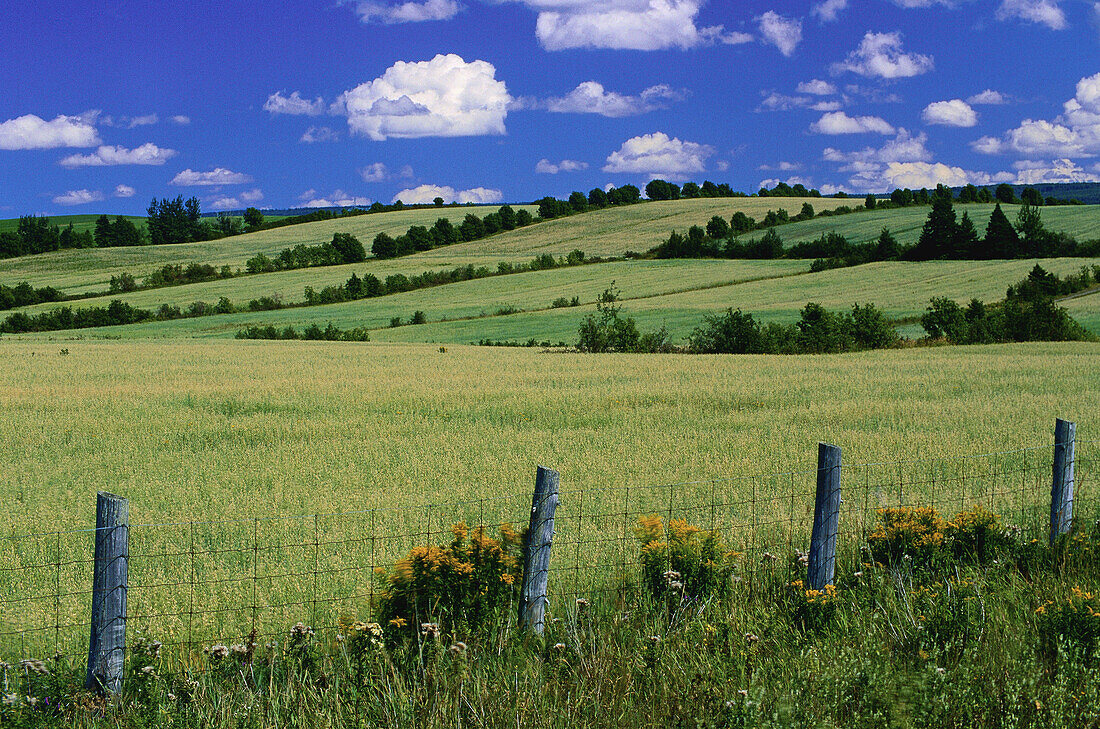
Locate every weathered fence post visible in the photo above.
<box><xmin>519</xmin><ymin>466</ymin><xmax>559</xmax><ymax>635</ymax></box>
<box><xmin>1050</xmin><ymin>418</ymin><xmax>1076</xmax><ymax>545</ymax></box>
<box><xmin>808</xmin><ymin>443</ymin><xmax>842</xmax><ymax>590</ymax></box>
<box><xmin>86</xmin><ymin>492</ymin><xmax>129</xmax><ymax>694</ymax></box>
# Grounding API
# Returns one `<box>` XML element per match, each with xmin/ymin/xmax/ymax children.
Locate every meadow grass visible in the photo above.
<box><xmin>0</xmin><ymin>339</ymin><xmax>1096</xmax><ymax>658</ymax></box>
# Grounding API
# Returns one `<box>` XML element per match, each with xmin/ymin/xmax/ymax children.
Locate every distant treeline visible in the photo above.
<box><xmin>0</xmin><ymin>282</ymin><xmax>65</xmax><ymax>310</ymax></box>
<box><xmin>235</xmin><ymin>323</ymin><xmax>370</xmax><ymax>342</ymax></box>
<box><xmin>371</xmin><ymin>206</ymin><xmax>535</xmax><ymax>259</ymax></box>
<box><xmin>652</xmin><ymin>187</ymin><xmax>1100</xmax><ymax>265</ymax></box>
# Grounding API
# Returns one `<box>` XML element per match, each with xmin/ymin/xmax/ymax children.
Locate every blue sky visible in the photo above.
<box><xmin>2</xmin><ymin>0</ymin><xmax>1099</xmax><ymax>215</ymax></box>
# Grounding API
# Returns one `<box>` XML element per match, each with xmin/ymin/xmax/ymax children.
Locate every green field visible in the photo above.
<box><xmin>0</xmin><ymin>206</ymin><xmax>537</xmax><ymax>294</ymax></box>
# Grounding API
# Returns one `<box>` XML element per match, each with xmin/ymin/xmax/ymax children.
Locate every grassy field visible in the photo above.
<box><xmin>771</xmin><ymin>202</ymin><xmax>1100</xmax><ymax>248</ymax></box>
<box><xmin>0</xmin><ymin>339</ymin><xmax>1096</xmax><ymax>659</ymax></box>
<box><xmin>0</xmin><ymin>206</ymin><xmax>537</xmax><ymax>294</ymax></box>
<box><xmin>20</xmin><ymin>256</ymin><xmax>1097</xmax><ymax>342</ymax></box>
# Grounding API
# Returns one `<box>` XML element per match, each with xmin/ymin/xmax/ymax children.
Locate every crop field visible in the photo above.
<box><xmin>1</xmin><ymin>338</ymin><xmax>1097</xmax><ymax>653</ymax></box>
<box><xmin>20</xmin><ymin>255</ymin><xmax>1097</xmax><ymax>342</ymax></box>
<box><xmin>773</xmin><ymin>202</ymin><xmax>1100</xmax><ymax>248</ymax></box>
<box><xmin>0</xmin><ymin>206</ymin><xmax>537</xmax><ymax>294</ymax></box>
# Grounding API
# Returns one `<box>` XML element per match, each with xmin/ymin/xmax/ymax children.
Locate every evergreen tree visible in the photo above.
<box><xmin>874</xmin><ymin>228</ymin><xmax>900</xmax><ymax>260</ymax></box>
<box><xmin>982</xmin><ymin>203</ymin><xmax>1020</xmax><ymax>259</ymax></box>
<box><xmin>955</xmin><ymin>212</ymin><xmax>980</xmax><ymax>258</ymax></box>
<box><xmin>911</xmin><ymin>195</ymin><xmax>957</xmax><ymax>259</ymax></box>
<box><xmin>94</xmin><ymin>214</ymin><xmax>114</xmax><ymax>247</ymax></box>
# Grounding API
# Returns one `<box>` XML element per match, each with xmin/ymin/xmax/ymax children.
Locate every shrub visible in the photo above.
<box><xmin>867</xmin><ymin>507</ymin><xmax>947</xmax><ymax>568</ymax></box>
<box><xmin>634</xmin><ymin>514</ymin><xmax>739</xmax><ymax>600</ymax></box>
<box><xmin>787</xmin><ymin>580</ymin><xmax>841</xmax><ymax>631</ymax></box>
<box><xmin>1036</xmin><ymin>587</ymin><xmax>1100</xmax><ymax>664</ymax></box>
<box><xmin>944</xmin><ymin>505</ymin><xmax>1011</xmax><ymax>563</ymax></box>
<box><xmin>375</xmin><ymin>522</ymin><xmax>522</xmax><ymax>635</ymax></box>
<box><xmin>410</xmin><ymin>310</ymin><xmax>427</xmax><ymax>325</ymax></box>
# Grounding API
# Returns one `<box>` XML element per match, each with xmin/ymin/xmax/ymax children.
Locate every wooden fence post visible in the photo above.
<box><xmin>86</xmin><ymin>492</ymin><xmax>129</xmax><ymax>694</ymax></box>
<box><xmin>519</xmin><ymin>466</ymin><xmax>559</xmax><ymax>635</ymax></box>
<box><xmin>1050</xmin><ymin>418</ymin><xmax>1076</xmax><ymax>545</ymax></box>
<box><xmin>808</xmin><ymin>443</ymin><xmax>842</xmax><ymax>591</ymax></box>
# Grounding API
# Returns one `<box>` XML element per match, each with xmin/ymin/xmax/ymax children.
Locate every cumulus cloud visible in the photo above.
<box><xmin>361</xmin><ymin>163</ymin><xmax>389</xmax><ymax>181</ymax></box>
<box><xmin>996</xmin><ymin>0</ymin><xmax>1067</xmax><ymax>29</ymax></box>
<box><xmin>300</xmin><ymin>126</ymin><xmax>338</xmax><ymax>143</ymax></box>
<box><xmin>353</xmin><ymin>0</ymin><xmax>461</xmax><ymax>23</ymax></box>
<box><xmin>831</xmin><ymin>32</ymin><xmax>934</xmax><ymax>79</ymax></box>
<box><xmin>546</xmin><ymin>82</ymin><xmax>685</xmax><ymax>117</ymax></box>
<box><xmin>0</xmin><ymin>114</ymin><xmax>101</xmax><ymax>150</ymax></box>
<box><xmin>170</xmin><ymin>115</ymin><xmax>191</xmax><ymax>125</ymax></box>
<box><xmin>58</xmin><ymin>143</ymin><xmax>177</xmax><ymax>168</ymax></box>
<box><xmin>241</xmin><ymin>188</ymin><xmax>265</xmax><ymax>203</ymax></box>
<box><xmin>759</xmin><ymin>161</ymin><xmax>803</xmax><ymax>171</ymax></box>
<box><xmin>811</xmin><ymin>111</ymin><xmax>895</xmax><ymax>135</ymax></box>
<box><xmin>812</xmin><ymin>0</ymin><xmax>848</xmax><ymax>22</ymax></box>
<box><xmin>114</xmin><ymin>184</ymin><xmax>136</xmax><ymax>198</ymax></box>
<box><xmin>759</xmin><ymin>175</ymin><xmax>815</xmax><ymax>190</ymax></box>
<box><xmin>303</xmin><ymin>190</ymin><xmax>372</xmax><ymax>208</ymax></box>
<box><xmin>1013</xmin><ymin>158</ymin><xmax>1100</xmax><ymax>183</ymax></box>
<box><xmin>208</xmin><ymin>197</ymin><xmax>241</xmax><ymax>211</ymax></box>
<box><xmin>53</xmin><ymin>189</ymin><xmax>104</xmax><ymax>205</ymax></box>
<box><xmin>797</xmin><ymin>79</ymin><xmax>837</xmax><ymax>96</ymax></box>
<box><xmin>758</xmin><ymin>93</ymin><xmax>841</xmax><ymax>112</ymax></box>
<box><xmin>535</xmin><ymin>158</ymin><xmax>589</xmax><ymax>174</ymax></box>
<box><xmin>922</xmin><ymin>99</ymin><xmax>978</xmax><ymax>127</ymax></box>
<box><xmin>757</xmin><ymin>11</ymin><xmax>802</xmax><ymax>56</ymax></box>
<box><xmin>972</xmin><ymin>72</ymin><xmax>1100</xmax><ymax>157</ymax></box>
<box><xmin>264</xmin><ymin>91</ymin><xmax>326</xmax><ymax>116</ymax></box>
<box><xmin>170</xmin><ymin>168</ymin><xmax>254</xmax><ymax>186</ymax></box>
<box><xmin>602</xmin><ymin>131</ymin><xmax>715</xmax><ymax>180</ymax></box>
<box><xmin>968</xmin><ymin>89</ymin><xmax>1009</xmax><ymax>105</ymax></box>
<box><xmin>506</xmin><ymin>0</ymin><xmax>744</xmax><ymax>51</ymax></box>
<box><xmin>338</xmin><ymin>54</ymin><xmax>509</xmax><ymax>140</ymax></box>
<box><xmin>392</xmin><ymin>184</ymin><xmax>503</xmax><ymax>204</ymax></box>
<box><xmin>824</xmin><ymin>129</ymin><xmax>933</xmax><ymax>167</ymax></box>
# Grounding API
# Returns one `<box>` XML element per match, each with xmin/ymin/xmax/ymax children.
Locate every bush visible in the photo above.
<box><xmin>634</xmin><ymin>514</ymin><xmax>739</xmax><ymax>600</ymax></box>
<box><xmin>867</xmin><ymin>507</ymin><xmax>948</xmax><ymax>568</ymax></box>
<box><xmin>1037</xmin><ymin>587</ymin><xmax>1100</xmax><ymax>664</ymax></box>
<box><xmin>376</xmin><ymin>522</ymin><xmax>522</xmax><ymax>635</ymax></box>
<box><xmin>945</xmin><ymin>505</ymin><xmax>1012</xmax><ymax>563</ymax></box>
<box><xmin>787</xmin><ymin>580</ymin><xmax>841</xmax><ymax>631</ymax></box>
<box><xmin>576</xmin><ymin>283</ymin><xmax>641</xmax><ymax>353</ymax></box>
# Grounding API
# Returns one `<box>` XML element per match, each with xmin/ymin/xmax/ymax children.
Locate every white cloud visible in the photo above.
<box><xmin>757</xmin><ymin>11</ymin><xmax>802</xmax><ymax>56</ymax></box>
<box><xmin>53</xmin><ymin>189</ymin><xmax>104</xmax><ymax>205</ymax></box>
<box><xmin>509</xmin><ymin>0</ymin><xmax>739</xmax><ymax>51</ymax></box>
<box><xmin>170</xmin><ymin>168</ymin><xmax>254</xmax><ymax>186</ymax></box>
<box><xmin>392</xmin><ymin>184</ymin><xmax>503</xmax><ymax>204</ymax></box>
<box><xmin>846</xmin><ymin>162</ymin><xmax>1013</xmax><ymax>192</ymax></box>
<box><xmin>263</xmin><ymin>91</ymin><xmax>326</xmax><ymax>116</ymax></box>
<box><xmin>759</xmin><ymin>161</ymin><xmax>803</xmax><ymax>171</ymax></box>
<box><xmin>535</xmin><ymin>158</ymin><xmax>589</xmax><ymax>174</ymax></box>
<box><xmin>208</xmin><ymin>197</ymin><xmax>240</xmax><ymax>211</ymax></box>
<box><xmin>922</xmin><ymin>99</ymin><xmax>978</xmax><ymax>127</ymax></box>
<box><xmin>759</xmin><ymin>175</ymin><xmax>815</xmax><ymax>190</ymax></box>
<box><xmin>758</xmin><ymin>93</ymin><xmax>841</xmax><ymax>112</ymax></box>
<box><xmin>339</xmin><ymin>54</ymin><xmax>509</xmax><ymax>140</ymax></box>
<box><xmin>831</xmin><ymin>32</ymin><xmax>934</xmax><ymax>79</ymax></box>
<box><xmin>973</xmin><ymin>72</ymin><xmax>1100</xmax><ymax>157</ymax></box>
<box><xmin>0</xmin><ymin>114</ymin><xmax>101</xmax><ymax>150</ymax></box>
<box><xmin>1013</xmin><ymin>158</ymin><xmax>1100</xmax><ymax>183</ymax></box>
<box><xmin>240</xmin><ymin>188</ymin><xmax>264</xmax><ymax>203</ymax></box>
<box><xmin>300</xmin><ymin>126</ymin><xmax>338</xmax><ymax>143</ymax></box>
<box><xmin>58</xmin><ymin>143</ymin><xmax>177</xmax><ymax>168</ymax></box>
<box><xmin>170</xmin><ymin>115</ymin><xmax>191</xmax><ymax>125</ymax></box>
<box><xmin>303</xmin><ymin>190</ymin><xmax>372</xmax><ymax>208</ymax></box>
<box><xmin>811</xmin><ymin>111</ymin><xmax>895</xmax><ymax>135</ymax></box>
<box><xmin>996</xmin><ymin>0</ymin><xmax>1067</xmax><ymax>29</ymax></box>
<box><xmin>812</xmin><ymin>0</ymin><xmax>848</xmax><ymax>22</ymax></box>
<box><xmin>797</xmin><ymin>79</ymin><xmax>837</xmax><ymax>96</ymax></box>
<box><xmin>968</xmin><ymin>89</ymin><xmax>1009</xmax><ymax>105</ymax></box>
<box><xmin>824</xmin><ymin>129</ymin><xmax>933</xmax><ymax>166</ymax></box>
<box><xmin>353</xmin><ymin>0</ymin><xmax>461</xmax><ymax>23</ymax></box>
<box><xmin>602</xmin><ymin>131</ymin><xmax>715</xmax><ymax>180</ymax></box>
<box><xmin>128</xmin><ymin>114</ymin><xmax>158</xmax><ymax>128</ymax></box>
<box><xmin>361</xmin><ymin>162</ymin><xmax>389</xmax><ymax>181</ymax></box>
<box><xmin>546</xmin><ymin>81</ymin><xmax>684</xmax><ymax>117</ymax></box>
<box><xmin>114</xmin><ymin>184</ymin><xmax>136</xmax><ymax>198</ymax></box>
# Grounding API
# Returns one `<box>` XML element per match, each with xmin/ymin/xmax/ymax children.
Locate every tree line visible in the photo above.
<box><xmin>371</xmin><ymin>206</ymin><xmax>535</xmax><ymax>259</ymax></box>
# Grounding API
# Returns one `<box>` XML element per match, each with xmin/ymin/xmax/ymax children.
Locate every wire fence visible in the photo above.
<box><xmin>1</xmin><ymin>433</ymin><xmax>1095</xmax><ymax>671</ymax></box>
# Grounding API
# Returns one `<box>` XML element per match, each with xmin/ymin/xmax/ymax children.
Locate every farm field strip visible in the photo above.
<box><xmin>20</xmin><ymin>256</ymin><xmax>1096</xmax><ymax>342</ymax></box>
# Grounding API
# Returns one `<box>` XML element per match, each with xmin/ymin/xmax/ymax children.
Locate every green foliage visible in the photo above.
<box><xmin>236</xmin><ymin>323</ymin><xmax>369</xmax><ymax>341</ymax></box>
<box><xmin>576</xmin><ymin>283</ymin><xmax>641</xmax><ymax>353</ymax></box>
<box><xmin>1036</xmin><ymin>587</ymin><xmax>1100</xmax><ymax>664</ymax></box>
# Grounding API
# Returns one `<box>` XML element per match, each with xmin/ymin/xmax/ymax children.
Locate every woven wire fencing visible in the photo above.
<box><xmin>1</xmin><ymin>435</ymin><xmax>1095</xmax><ymax>668</ymax></box>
